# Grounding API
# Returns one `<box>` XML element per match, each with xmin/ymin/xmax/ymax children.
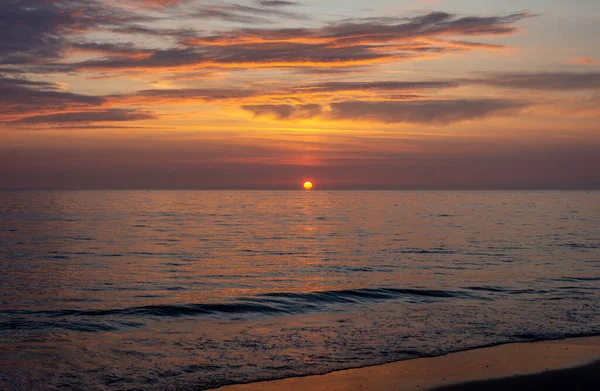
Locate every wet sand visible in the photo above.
<box><xmin>213</xmin><ymin>336</ymin><xmax>600</xmax><ymax>391</ymax></box>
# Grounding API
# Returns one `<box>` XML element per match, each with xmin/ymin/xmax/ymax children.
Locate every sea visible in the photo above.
<box><xmin>1</xmin><ymin>190</ymin><xmax>599</xmax><ymax>390</ymax></box>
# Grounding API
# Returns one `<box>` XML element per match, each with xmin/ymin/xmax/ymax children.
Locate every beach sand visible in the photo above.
<box><xmin>213</xmin><ymin>336</ymin><xmax>600</xmax><ymax>391</ymax></box>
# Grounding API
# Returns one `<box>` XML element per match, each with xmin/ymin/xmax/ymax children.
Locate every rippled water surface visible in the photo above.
<box><xmin>1</xmin><ymin>191</ymin><xmax>599</xmax><ymax>390</ymax></box>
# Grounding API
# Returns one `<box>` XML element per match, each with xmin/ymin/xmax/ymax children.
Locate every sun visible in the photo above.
<box><xmin>303</xmin><ymin>181</ymin><xmax>313</xmax><ymax>190</ymax></box>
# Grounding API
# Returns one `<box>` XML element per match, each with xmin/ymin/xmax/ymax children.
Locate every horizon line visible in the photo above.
<box><xmin>2</xmin><ymin>187</ymin><xmax>599</xmax><ymax>191</ymax></box>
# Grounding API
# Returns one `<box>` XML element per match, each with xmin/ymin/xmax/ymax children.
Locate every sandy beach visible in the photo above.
<box><xmin>214</xmin><ymin>336</ymin><xmax>600</xmax><ymax>391</ymax></box>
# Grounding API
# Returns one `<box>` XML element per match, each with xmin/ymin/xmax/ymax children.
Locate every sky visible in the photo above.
<box><xmin>1</xmin><ymin>0</ymin><xmax>599</xmax><ymax>189</ymax></box>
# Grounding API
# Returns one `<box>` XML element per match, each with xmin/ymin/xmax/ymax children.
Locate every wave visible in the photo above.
<box><xmin>396</xmin><ymin>248</ymin><xmax>457</xmax><ymax>254</ymax></box>
<box><xmin>0</xmin><ymin>287</ymin><xmax>479</xmax><ymax>331</ymax></box>
<box><xmin>260</xmin><ymin>287</ymin><xmax>474</xmax><ymax>302</ymax></box>
<box><xmin>549</xmin><ymin>276</ymin><xmax>600</xmax><ymax>282</ymax></box>
<box><xmin>465</xmin><ymin>286</ymin><xmax>549</xmax><ymax>295</ymax></box>
<box><xmin>557</xmin><ymin>243</ymin><xmax>599</xmax><ymax>250</ymax></box>
<box><xmin>0</xmin><ymin>319</ymin><xmax>143</xmax><ymax>332</ymax></box>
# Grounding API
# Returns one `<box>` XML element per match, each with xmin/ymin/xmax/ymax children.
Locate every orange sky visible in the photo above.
<box><xmin>1</xmin><ymin>0</ymin><xmax>599</xmax><ymax>189</ymax></box>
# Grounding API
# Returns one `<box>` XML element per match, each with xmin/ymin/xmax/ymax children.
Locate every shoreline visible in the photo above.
<box><xmin>212</xmin><ymin>336</ymin><xmax>600</xmax><ymax>391</ymax></box>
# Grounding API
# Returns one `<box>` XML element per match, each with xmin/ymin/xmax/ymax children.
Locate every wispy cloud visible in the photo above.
<box><xmin>569</xmin><ymin>57</ymin><xmax>597</xmax><ymax>65</ymax></box>
<box><xmin>0</xmin><ymin>76</ymin><xmax>155</xmax><ymax>126</ymax></box>
<box><xmin>243</xmin><ymin>104</ymin><xmax>323</xmax><ymax>120</ymax></box>
<box><xmin>256</xmin><ymin>0</ymin><xmax>300</xmax><ymax>7</ymax></box>
<box><xmin>11</xmin><ymin>108</ymin><xmax>156</xmax><ymax>124</ymax></box>
<box><xmin>327</xmin><ymin>99</ymin><xmax>527</xmax><ymax>124</ymax></box>
<box><xmin>60</xmin><ymin>11</ymin><xmax>530</xmax><ymax>73</ymax></box>
<box><xmin>291</xmin><ymin>80</ymin><xmax>457</xmax><ymax>93</ymax></box>
<box><xmin>108</xmin><ymin>79</ymin><xmax>458</xmax><ymax>106</ymax></box>
<box><xmin>0</xmin><ymin>0</ymin><xmax>152</xmax><ymax>67</ymax></box>
<box><xmin>243</xmin><ymin>99</ymin><xmax>527</xmax><ymax>125</ymax></box>
<box><xmin>474</xmin><ymin>72</ymin><xmax>600</xmax><ymax>90</ymax></box>
<box><xmin>186</xmin><ymin>1</ymin><xmax>306</xmax><ymax>24</ymax></box>
<box><xmin>0</xmin><ymin>76</ymin><xmax>104</xmax><ymax>121</ymax></box>
<box><xmin>0</xmin><ymin>1</ymin><xmax>532</xmax><ymax>80</ymax></box>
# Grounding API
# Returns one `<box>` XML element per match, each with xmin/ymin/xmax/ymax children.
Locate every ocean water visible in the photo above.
<box><xmin>1</xmin><ymin>190</ymin><xmax>599</xmax><ymax>390</ymax></box>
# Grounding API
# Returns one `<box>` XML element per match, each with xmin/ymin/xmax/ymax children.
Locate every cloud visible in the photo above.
<box><xmin>291</xmin><ymin>66</ymin><xmax>371</xmax><ymax>75</ymax></box>
<box><xmin>257</xmin><ymin>1</ymin><xmax>300</xmax><ymax>7</ymax></box>
<box><xmin>188</xmin><ymin>12</ymin><xmax>531</xmax><ymax>47</ymax></box>
<box><xmin>323</xmin><ymin>12</ymin><xmax>531</xmax><ymax>44</ymax></box>
<box><xmin>431</xmin><ymin>39</ymin><xmax>506</xmax><ymax>50</ymax></box>
<box><xmin>0</xmin><ymin>0</ymin><xmax>71</xmax><ymax>66</ymax></box>
<box><xmin>11</xmin><ymin>109</ymin><xmax>156</xmax><ymax>124</ymax></box>
<box><xmin>0</xmin><ymin>0</ymin><xmax>151</xmax><ymax>67</ymax></box>
<box><xmin>0</xmin><ymin>77</ymin><xmax>163</xmax><ymax>126</ymax></box>
<box><xmin>0</xmin><ymin>1</ymin><xmax>531</xmax><ymax>78</ymax></box>
<box><xmin>66</xmin><ymin>11</ymin><xmax>529</xmax><ymax>73</ymax></box>
<box><xmin>569</xmin><ymin>57</ymin><xmax>597</xmax><ymax>65</ymax></box>
<box><xmin>0</xmin><ymin>5</ymin><xmax>540</xmax><ymax>130</ymax></box>
<box><xmin>70</xmin><ymin>42</ymin><xmax>156</xmax><ymax>58</ymax></box>
<box><xmin>0</xmin><ymin>76</ymin><xmax>104</xmax><ymax>120</ymax></box>
<box><xmin>71</xmin><ymin>43</ymin><xmax>392</xmax><ymax>72</ymax></box>
<box><xmin>110</xmin><ymin>25</ymin><xmax>197</xmax><ymax>38</ymax></box>
<box><xmin>128</xmin><ymin>0</ymin><xmax>186</xmax><ymax>7</ymax></box>
<box><xmin>113</xmin><ymin>87</ymin><xmax>261</xmax><ymax>104</ymax></box>
<box><xmin>33</xmin><ymin>124</ymin><xmax>176</xmax><ymax>131</ymax></box>
<box><xmin>242</xmin><ymin>99</ymin><xmax>527</xmax><ymax>124</ymax></box>
<box><xmin>187</xmin><ymin>1</ymin><xmax>305</xmax><ymax>24</ymax></box>
<box><xmin>475</xmin><ymin>72</ymin><xmax>600</xmax><ymax>90</ymax></box>
<box><xmin>0</xmin><ymin>76</ymin><xmax>456</xmax><ymax>121</ymax></box>
<box><xmin>109</xmin><ymin>79</ymin><xmax>459</xmax><ymax>106</ymax></box>
<box><xmin>292</xmin><ymin>80</ymin><xmax>457</xmax><ymax>93</ymax></box>
<box><xmin>0</xmin><ymin>76</ymin><xmax>59</xmax><ymax>90</ymax></box>
<box><xmin>328</xmin><ymin>99</ymin><xmax>526</xmax><ymax>124</ymax></box>
<box><xmin>243</xmin><ymin>104</ymin><xmax>323</xmax><ymax>120</ymax></box>
<box><xmin>112</xmin><ymin>75</ymin><xmax>600</xmax><ymax>118</ymax></box>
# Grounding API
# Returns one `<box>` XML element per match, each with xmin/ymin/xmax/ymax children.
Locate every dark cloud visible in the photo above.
<box><xmin>12</xmin><ymin>109</ymin><xmax>156</xmax><ymax>124</ymax></box>
<box><xmin>243</xmin><ymin>104</ymin><xmax>322</xmax><ymax>119</ymax></box>
<box><xmin>71</xmin><ymin>43</ymin><xmax>391</xmax><ymax>71</ymax></box>
<box><xmin>0</xmin><ymin>0</ymin><xmax>151</xmax><ymax>67</ymax></box>
<box><xmin>294</xmin><ymin>80</ymin><xmax>457</xmax><ymax>93</ymax></box>
<box><xmin>111</xmin><ymin>80</ymin><xmax>457</xmax><ymax>105</ymax></box>
<box><xmin>257</xmin><ymin>0</ymin><xmax>300</xmax><ymax>7</ymax></box>
<box><xmin>111</xmin><ymin>25</ymin><xmax>198</xmax><ymax>38</ymax></box>
<box><xmin>474</xmin><ymin>72</ymin><xmax>600</xmax><ymax>90</ymax></box>
<box><xmin>322</xmin><ymin>12</ymin><xmax>531</xmax><ymax>45</ymax></box>
<box><xmin>1</xmin><ymin>76</ymin><xmax>161</xmax><ymax>127</ymax></box>
<box><xmin>192</xmin><ymin>11</ymin><xmax>530</xmax><ymax>46</ymax></box>
<box><xmin>0</xmin><ymin>0</ymin><xmax>71</xmax><ymax>65</ymax></box>
<box><xmin>113</xmin><ymin>87</ymin><xmax>261</xmax><ymax>104</ymax></box>
<box><xmin>67</xmin><ymin>11</ymin><xmax>528</xmax><ymax>72</ymax></box>
<box><xmin>242</xmin><ymin>99</ymin><xmax>526</xmax><ymax>124</ymax></box>
<box><xmin>0</xmin><ymin>1</ymin><xmax>531</xmax><ymax>77</ymax></box>
<box><xmin>72</xmin><ymin>48</ymin><xmax>206</xmax><ymax>72</ymax></box>
<box><xmin>130</xmin><ymin>0</ymin><xmax>187</xmax><ymax>7</ymax></box>
<box><xmin>38</xmin><ymin>124</ymin><xmax>175</xmax><ymax>131</ymax></box>
<box><xmin>0</xmin><ymin>76</ymin><xmax>58</xmax><ymax>90</ymax></box>
<box><xmin>0</xmin><ymin>76</ymin><xmax>104</xmax><ymax>120</ymax></box>
<box><xmin>329</xmin><ymin>99</ymin><xmax>526</xmax><ymax>124</ymax></box>
<box><xmin>70</xmin><ymin>42</ymin><xmax>156</xmax><ymax>57</ymax></box>
<box><xmin>208</xmin><ymin>42</ymin><xmax>388</xmax><ymax>65</ymax></box>
<box><xmin>292</xmin><ymin>66</ymin><xmax>371</xmax><ymax>75</ymax></box>
<box><xmin>187</xmin><ymin>1</ymin><xmax>305</xmax><ymax>24</ymax></box>
<box><xmin>270</xmin><ymin>73</ymin><xmax>600</xmax><ymax>97</ymax></box>
<box><xmin>289</xmin><ymin>73</ymin><xmax>600</xmax><ymax>95</ymax></box>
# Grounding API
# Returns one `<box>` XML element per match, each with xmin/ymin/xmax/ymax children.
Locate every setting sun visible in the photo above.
<box><xmin>303</xmin><ymin>181</ymin><xmax>313</xmax><ymax>190</ymax></box>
